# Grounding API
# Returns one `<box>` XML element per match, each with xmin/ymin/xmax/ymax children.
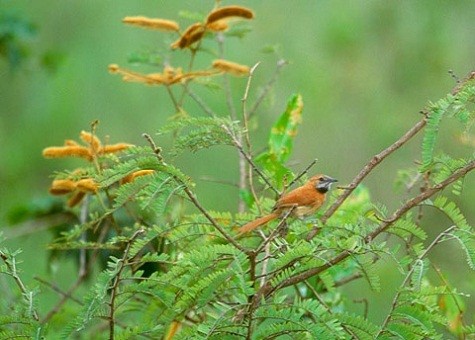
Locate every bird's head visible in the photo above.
<box><xmin>311</xmin><ymin>174</ymin><xmax>337</xmax><ymax>193</ymax></box>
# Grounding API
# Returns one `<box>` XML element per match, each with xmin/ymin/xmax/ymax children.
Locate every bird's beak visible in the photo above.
<box><xmin>324</xmin><ymin>176</ymin><xmax>337</xmax><ymax>184</ymax></box>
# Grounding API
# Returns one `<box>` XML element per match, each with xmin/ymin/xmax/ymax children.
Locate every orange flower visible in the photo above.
<box><xmin>212</xmin><ymin>59</ymin><xmax>250</xmax><ymax>76</ymax></box>
<box><xmin>49</xmin><ymin>179</ymin><xmax>77</xmax><ymax>195</ymax></box>
<box><xmin>76</xmin><ymin>178</ymin><xmax>99</xmax><ymax>193</ymax></box>
<box><xmin>206</xmin><ymin>6</ymin><xmax>254</xmax><ymax>25</ymax></box>
<box><xmin>43</xmin><ymin>131</ymin><xmax>133</xmax><ymax>162</ymax></box>
<box><xmin>43</xmin><ymin>146</ymin><xmax>93</xmax><ymax>161</ymax></box>
<box><xmin>109</xmin><ymin>64</ymin><xmax>218</xmax><ymax>86</ymax></box>
<box><xmin>206</xmin><ymin>20</ymin><xmax>229</xmax><ymax>32</ymax></box>
<box><xmin>121</xmin><ymin>170</ymin><xmax>155</xmax><ymax>184</ymax></box>
<box><xmin>122</xmin><ymin>16</ymin><xmax>179</xmax><ymax>32</ymax></box>
<box><xmin>171</xmin><ymin>23</ymin><xmax>205</xmax><ymax>49</ymax></box>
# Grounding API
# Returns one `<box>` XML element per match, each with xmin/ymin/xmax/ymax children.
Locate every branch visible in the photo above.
<box><xmin>34</xmin><ymin>276</ymin><xmax>83</xmax><ymax>305</ymax></box>
<box><xmin>376</xmin><ymin>225</ymin><xmax>457</xmax><ymax>336</ymax></box>
<box><xmin>109</xmin><ymin>228</ymin><xmax>145</xmax><ymax>340</ymax></box>
<box><xmin>0</xmin><ymin>250</ymin><xmax>40</xmax><ymax>321</ymax></box>
<box><xmin>143</xmin><ymin>133</ymin><xmax>247</xmax><ymax>253</ymax></box>
<box><xmin>286</xmin><ymin>158</ymin><xmax>318</xmax><ymax>189</ymax></box>
<box><xmin>249</xmin><ymin>59</ymin><xmax>288</xmax><ymax>118</ymax></box>
<box><xmin>239</xmin><ymin>62</ymin><xmax>261</xmax><ymax>213</ymax></box>
<box><xmin>252</xmin><ymin>159</ymin><xmax>475</xmax><ymax>307</ymax></box>
<box><xmin>183</xmin><ymin>186</ymin><xmax>247</xmax><ymax>252</ymax></box>
<box><xmin>307</xmin><ymin>116</ymin><xmax>427</xmax><ymax>240</ymax></box>
<box><xmin>221</xmin><ymin>124</ymin><xmax>279</xmax><ymax>195</ymax></box>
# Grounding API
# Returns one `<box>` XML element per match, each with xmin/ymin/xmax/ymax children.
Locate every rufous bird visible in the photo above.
<box><xmin>238</xmin><ymin>174</ymin><xmax>337</xmax><ymax>234</ymax></box>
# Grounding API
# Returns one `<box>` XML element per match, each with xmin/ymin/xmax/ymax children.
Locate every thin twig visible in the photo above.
<box><xmin>353</xmin><ymin>298</ymin><xmax>369</xmax><ymax>319</ymax></box>
<box><xmin>41</xmin><ymin>221</ymin><xmax>111</xmax><ymax>324</ymax></box>
<box><xmin>307</xmin><ymin>116</ymin><xmax>428</xmax><ymax>241</ymax></box>
<box><xmin>249</xmin><ymin>59</ymin><xmax>288</xmax><ymax>118</ymax></box>
<box><xmin>34</xmin><ymin>276</ymin><xmax>83</xmax><ymax>305</ymax></box>
<box><xmin>109</xmin><ymin>228</ymin><xmax>145</xmax><ymax>340</ymax></box>
<box><xmin>183</xmin><ymin>187</ymin><xmax>246</xmax><ymax>252</ymax></box>
<box><xmin>4</xmin><ymin>213</ymin><xmax>75</xmax><ymax>239</ymax></box>
<box><xmin>304</xmin><ymin>281</ymin><xmax>358</xmax><ymax>338</ymax></box>
<box><xmin>376</xmin><ymin>225</ymin><xmax>457</xmax><ymax>336</ymax></box>
<box><xmin>255</xmin><ymin>206</ymin><xmax>296</xmax><ymax>254</ymax></box>
<box><xmin>221</xmin><ymin>124</ymin><xmax>279</xmax><ymax>195</ymax></box>
<box><xmin>79</xmin><ymin>195</ymin><xmax>89</xmax><ymax>278</ymax></box>
<box><xmin>0</xmin><ymin>250</ymin><xmax>40</xmax><ymax>321</ymax></box>
<box><xmin>286</xmin><ymin>158</ymin><xmax>318</xmax><ymax>190</ymax></box>
<box><xmin>184</xmin><ymin>86</ymin><xmax>217</xmax><ymax>117</ymax></box>
<box><xmin>238</xmin><ymin>62</ymin><xmax>261</xmax><ymax>213</ymax></box>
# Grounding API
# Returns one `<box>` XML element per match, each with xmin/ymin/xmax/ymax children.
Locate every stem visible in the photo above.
<box><xmin>249</xmin><ymin>59</ymin><xmax>288</xmax><ymax>118</ymax></box>
<box><xmin>109</xmin><ymin>229</ymin><xmax>144</xmax><ymax>340</ymax></box>
<box><xmin>239</xmin><ymin>62</ymin><xmax>261</xmax><ymax>213</ymax></box>
<box><xmin>143</xmin><ymin>134</ymin><xmax>247</xmax><ymax>253</ymax></box>
<box><xmin>0</xmin><ymin>250</ymin><xmax>40</xmax><ymax>321</ymax></box>
<box><xmin>221</xmin><ymin>124</ymin><xmax>279</xmax><ymax>196</ymax></box>
<box><xmin>307</xmin><ymin>116</ymin><xmax>428</xmax><ymax>240</ymax></box>
<box><xmin>376</xmin><ymin>225</ymin><xmax>457</xmax><ymax>336</ymax></box>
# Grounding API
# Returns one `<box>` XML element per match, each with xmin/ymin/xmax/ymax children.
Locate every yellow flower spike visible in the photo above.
<box><xmin>80</xmin><ymin>130</ymin><xmax>101</xmax><ymax>150</ymax></box>
<box><xmin>67</xmin><ymin>191</ymin><xmax>86</xmax><ymax>208</ymax></box>
<box><xmin>64</xmin><ymin>139</ymin><xmax>80</xmax><ymax>146</ymax></box>
<box><xmin>206</xmin><ymin>5</ymin><xmax>254</xmax><ymax>25</ymax></box>
<box><xmin>101</xmin><ymin>143</ymin><xmax>133</xmax><ymax>154</ymax></box>
<box><xmin>42</xmin><ymin>146</ymin><xmax>93</xmax><ymax>161</ymax></box>
<box><xmin>121</xmin><ymin>169</ymin><xmax>155</xmax><ymax>184</ymax></box>
<box><xmin>212</xmin><ymin>59</ymin><xmax>250</xmax><ymax>76</ymax></box>
<box><xmin>171</xmin><ymin>22</ymin><xmax>205</xmax><ymax>49</ymax></box>
<box><xmin>206</xmin><ymin>20</ymin><xmax>229</xmax><ymax>32</ymax></box>
<box><xmin>109</xmin><ymin>64</ymin><xmax>166</xmax><ymax>85</ymax></box>
<box><xmin>49</xmin><ymin>179</ymin><xmax>77</xmax><ymax>195</ymax></box>
<box><xmin>76</xmin><ymin>178</ymin><xmax>99</xmax><ymax>193</ymax></box>
<box><xmin>122</xmin><ymin>16</ymin><xmax>180</xmax><ymax>32</ymax></box>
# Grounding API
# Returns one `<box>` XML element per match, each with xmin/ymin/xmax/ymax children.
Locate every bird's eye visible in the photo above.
<box><xmin>319</xmin><ymin>176</ymin><xmax>324</xmax><ymax>181</ymax></box>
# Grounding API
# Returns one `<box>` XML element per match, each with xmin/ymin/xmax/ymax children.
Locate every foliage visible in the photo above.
<box><xmin>0</xmin><ymin>7</ymin><xmax>64</xmax><ymax>72</ymax></box>
<box><xmin>1</xmin><ymin>2</ymin><xmax>475</xmax><ymax>339</ymax></box>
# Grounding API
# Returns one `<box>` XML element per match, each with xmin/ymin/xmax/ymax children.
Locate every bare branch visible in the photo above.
<box><xmin>307</xmin><ymin>116</ymin><xmax>428</xmax><ymax>240</ymax></box>
<box><xmin>249</xmin><ymin>59</ymin><xmax>288</xmax><ymax>118</ymax></box>
<box><xmin>221</xmin><ymin>124</ymin><xmax>279</xmax><ymax>195</ymax></box>
<box><xmin>286</xmin><ymin>158</ymin><xmax>318</xmax><ymax>189</ymax></box>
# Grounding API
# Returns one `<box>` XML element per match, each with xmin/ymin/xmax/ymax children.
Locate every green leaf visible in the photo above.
<box><xmin>255</xmin><ymin>93</ymin><xmax>303</xmax><ymax>185</ymax></box>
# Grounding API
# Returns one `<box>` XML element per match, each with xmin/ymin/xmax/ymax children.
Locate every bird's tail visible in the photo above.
<box><xmin>238</xmin><ymin>213</ymin><xmax>278</xmax><ymax>234</ymax></box>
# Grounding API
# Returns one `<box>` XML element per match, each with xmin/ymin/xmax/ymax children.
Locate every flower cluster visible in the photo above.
<box><xmin>43</xmin><ymin>130</ymin><xmax>154</xmax><ymax>207</ymax></box>
<box><xmin>43</xmin><ymin>130</ymin><xmax>131</xmax><ymax>162</ymax></box>
<box><xmin>109</xmin><ymin>5</ymin><xmax>254</xmax><ymax>86</ymax></box>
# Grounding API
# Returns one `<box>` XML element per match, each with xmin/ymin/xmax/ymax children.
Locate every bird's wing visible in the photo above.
<box><xmin>275</xmin><ymin>185</ymin><xmax>324</xmax><ymax>209</ymax></box>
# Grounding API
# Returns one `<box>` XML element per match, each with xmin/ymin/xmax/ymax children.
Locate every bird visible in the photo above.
<box><xmin>238</xmin><ymin>174</ymin><xmax>337</xmax><ymax>234</ymax></box>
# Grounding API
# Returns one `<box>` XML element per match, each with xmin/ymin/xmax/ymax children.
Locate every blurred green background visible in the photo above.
<box><xmin>1</xmin><ymin>0</ymin><xmax>474</xmax><ymax>328</ymax></box>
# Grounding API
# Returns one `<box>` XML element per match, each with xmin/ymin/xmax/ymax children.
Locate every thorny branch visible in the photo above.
<box><xmin>307</xmin><ymin>116</ymin><xmax>428</xmax><ymax>240</ymax></box>
<box><xmin>0</xmin><ymin>250</ymin><xmax>39</xmax><ymax>321</ymax></box>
